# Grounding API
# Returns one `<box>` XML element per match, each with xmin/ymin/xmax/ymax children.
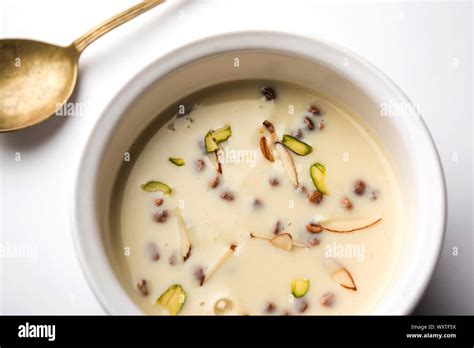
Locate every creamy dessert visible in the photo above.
<box><xmin>111</xmin><ymin>80</ymin><xmax>404</xmax><ymax>315</ymax></box>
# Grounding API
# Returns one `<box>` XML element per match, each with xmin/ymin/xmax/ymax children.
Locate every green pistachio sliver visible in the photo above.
<box><xmin>204</xmin><ymin>125</ymin><xmax>232</xmax><ymax>153</ymax></box>
<box><xmin>281</xmin><ymin>134</ymin><xmax>313</xmax><ymax>156</ymax></box>
<box><xmin>169</xmin><ymin>157</ymin><xmax>185</xmax><ymax>166</ymax></box>
<box><xmin>211</xmin><ymin>124</ymin><xmax>232</xmax><ymax>143</ymax></box>
<box><xmin>156</xmin><ymin>284</ymin><xmax>186</xmax><ymax>315</ymax></box>
<box><xmin>141</xmin><ymin>180</ymin><xmax>172</xmax><ymax>195</ymax></box>
<box><xmin>310</xmin><ymin>162</ymin><xmax>329</xmax><ymax>195</ymax></box>
<box><xmin>291</xmin><ymin>278</ymin><xmax>310</xmax><ymax>298</ymax></box>
<box><xmin>204</xmin><ymin>131</ymin><xmax>219</xmax><ymax>153</ymax></box>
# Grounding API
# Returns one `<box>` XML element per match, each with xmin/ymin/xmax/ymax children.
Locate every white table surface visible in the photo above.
<box><xmin>0</xmin><ymin>0</ymin><xmax>472</xmax><ymax>315</ymax></box>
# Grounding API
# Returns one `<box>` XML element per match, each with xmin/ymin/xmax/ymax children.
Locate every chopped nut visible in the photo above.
<box><xmin>263</xmin><ymin>120</ymin><xmax>276</xmax><ymax>134</ymax></box>
<box><xmin>220</xmin><ymin>191</ymin><xmax>234</xmax><ymax>201</ymax></box>
<box><xmin>265</xmin><ymin>302</ymin><xmax>276</xmax><ymax>313</ymax></box>
<box><xmin>307</xmin><ymin>190</ymin><xmax>323</xmax><ymax>204</ymax></box>
<box><xmin>273</xmin><ymin>220</ymin><xmax>282</xmax><ymax>235</ymax></box>
<box><xmin>292</xmin><ymin>128</ymin><xmax>303</xmax><ymax>139</ymax></box>
<box><xmin>260</xmin><ymin>86</ymin><xmax>276</xmax><ymax>101</ymax></box>
<box><xmin>304</xmin><ymin>116</ymin><xmax>314</xmax><ymax>130</ymax></box>
<box><xmin>146</xmin><ymin>242</ymin><xmax>160</xmax><ymax>261</ymax></box>
<box><xmin>318</xmin><ymin>120</ymin><xmax>325</xmax><ymax>130</ymax></box>
<box><xmin>307</xmin><ymin>237</ymin><xmax>320</xmax><ymax>247</ymax></box>
<box><xmin>269</xmin><ymin>177</ymin><xmax>280</xmax><ymax>187</ymax></box>
<box><xmin>215</xmin><ymin>150</ymin><xmax>223</xmax><ymax>174</ymax></box>
<box><xmin>308</xmin><ymin>104</ymin><xmax>321</xmax><ymax>116</ymax></box>
<box><xmin>195</xmin><ymin>159</ymin><xmax>206</xmax><ymax>171</ymax></box>
<box><xmin>306</xmin><ymin>222</ymin><xmax>322</xmax><ymax>234</ymax></box>
<box><xmin>353</xmin><ymin>180</ymin><xmax>366</xmax><ymax>195</ymax></box>
<box><xmin>369</xmin><ymin>190</ymin><xmax>379</xmax><ymax>200</ymax></box>
<box><xmin>194</xmin><ymin>267</ymin><xmax>205</xmax><ymax>286</ymax></box>
<box><xmin>320</xmin><ymin>292</ymin><xmax>335</xmax><ymax>307</ymax></box>
<box><xmin>154</xmin><ymin>198</ymin><xmax>164</xmax><ymax>206</ymax></box>
<box><xmin>208</xmin><ymin>175</ymin><xmax>220</xmax><ymax>189</ymax></box>
<box><xmin>253</xmin><ymin>198</ymin><xmax>263</xmax><ymax>208</ymax></box>
<box><xmin>137</xmin><ymin>279</ymin><xmax>149</xmax><ymax>296</ymax></box>
<box><xmin>153</xmin><ymin>210</ymin><xmax>168</xmax><ymax>223</ymax></box>
<box><xmin>341</xmin><ymin>197</ymin><xmax>353</xmax><ymax>210</ymax></box>
<box><xmin>298</xmin><ymin>300</ymin><xmax>309</xmax><ymax>313</ymax></box>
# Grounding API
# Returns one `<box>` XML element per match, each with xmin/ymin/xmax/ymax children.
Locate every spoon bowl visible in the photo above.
<box><xmin>0</xmin><ymin>40</ymin><xmax>79</xmax><ymax>131</ymax></box>
<box><xmin>0</xmin><ymin>0</ymin><xmax>164</xmax><ymax>132</ymax></box>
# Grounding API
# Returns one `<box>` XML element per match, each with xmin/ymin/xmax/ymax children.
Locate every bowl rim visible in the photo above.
<box><xmin>71</xmin><ymin>29</ymin><xmax>446</xmax><ymax>315</ymax></box>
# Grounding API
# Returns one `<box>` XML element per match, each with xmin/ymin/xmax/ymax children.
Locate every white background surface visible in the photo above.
<box><xmin>0</xmin><ymin>0</ymin><xmax>472</xmax><ymax>314</ymax></box>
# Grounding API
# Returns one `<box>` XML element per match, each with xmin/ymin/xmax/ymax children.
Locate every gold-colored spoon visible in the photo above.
<box><xmin>0</xmin><ymin>0</ymin><xmax>165</xmax><ymax>132</ymax></box>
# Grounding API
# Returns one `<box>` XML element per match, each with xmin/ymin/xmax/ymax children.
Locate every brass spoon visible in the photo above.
<box><xmin>0</xmin><ymin>0</ymin><xmax>165</xmax><ymax>132</ymax></box>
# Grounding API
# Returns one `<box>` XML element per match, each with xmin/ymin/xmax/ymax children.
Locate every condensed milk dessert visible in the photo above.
<box><xmin>111</xmin><ymin>80</ymin><xmax>404</xmax><ymax>315</ymax></box>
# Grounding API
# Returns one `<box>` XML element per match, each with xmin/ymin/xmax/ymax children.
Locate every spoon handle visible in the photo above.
<box><xmin>71</xmin><ymin>0</ymin><xmax>165</xmax><ymax>53</ymax></box>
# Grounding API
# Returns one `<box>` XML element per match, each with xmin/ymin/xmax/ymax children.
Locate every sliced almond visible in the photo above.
<box><xmin>322</xmin><ymin>258</ymin><xmax>357</xmax><ymax>291</ymax></box>
<box><xmin>174</xmin><ymin>208</ymin><xmax>192</xmax><ymax>262</ymax></box>
<box><xmin>206</xmin><ymin>152</ymin><xmax>218</xmax><ymax>171</ymax></box>
<box><xmin>332</xmin><ymin>268</ymin><xmax>357</xmax><ymax>291</ymax></box>
<box><xmin>275</xmin><ymin>142</ymin><xmax>298</xmax><ymax>188</ymax></box>
<box><xmin>319</xmin><ymin>217</ymin><xmax>381</xmax><ymax>233</ymax></box>
<box><xmin>250</xmin><ymin>232</ymin><xmax>307</xmax><ymax>250</ymax></box>
<box><xmin>202</xmin><ymin>244</ymin><xmax>236</xmax><ymax>285</ymax></box>
<box><xmin>206</xmin><ymin>150</ymin><xmax>223</xmax><ymax>174</ymax></box>
<box><xmin>259</xmin><ymin>136</ymin><xmax>274</xmax><ymax>162</ymax></box>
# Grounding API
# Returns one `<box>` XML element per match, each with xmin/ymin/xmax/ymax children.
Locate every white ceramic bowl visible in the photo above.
<box><xmin>72</xmin><ymin>31</ymin><xmax>446</xmax><ymax>315</ymax></box>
